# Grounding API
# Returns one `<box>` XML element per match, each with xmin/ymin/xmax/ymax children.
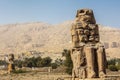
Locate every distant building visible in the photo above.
<box><xmin>111</xmin><ymin>42</ymin><xmax>118</xmax><ymax>48</ymax></box>
<box><xmin>104</xmin><ymin>42</ymin><xmax>109</xmax><ymax>49</ymax></box>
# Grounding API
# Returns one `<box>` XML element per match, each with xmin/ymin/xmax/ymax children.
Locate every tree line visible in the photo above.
<box><xmin>0</xmin><ymin>49</ymin><xmax>120</xmax><ymax>75</ymax></box>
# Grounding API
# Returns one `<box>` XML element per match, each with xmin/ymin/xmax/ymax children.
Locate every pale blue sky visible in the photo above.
<box><xmin>0</xmin><ymin>0</ymin><xmax>120</xmax><ymax>28</ymax></box>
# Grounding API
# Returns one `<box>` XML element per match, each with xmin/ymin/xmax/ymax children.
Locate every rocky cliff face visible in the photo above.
<box><xmin>0</xmin><ymin>21</ymin><xmax>119</xmax><ymax>58</ymax></box>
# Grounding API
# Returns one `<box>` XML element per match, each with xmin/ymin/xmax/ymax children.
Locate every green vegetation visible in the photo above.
<box><xmin>107</xmin><ymin>58</ymin><xmax>120</xmax><ymax>71</ymax></box>
<box><xmin>0</xmin><ymin>60</ymin><xmax>7</xmax><ymax>65</ymax></box>
<box><xmin>14</xmin><ymin>51</ymin><xmax>73</xmax><ymax>74</ymax></box>
<box><xmin>14</xmin><ymin>60</ymin><xmax>23</xmax><ymax>68</ymax></box>
<box><xmin>108</xmin><ymin>65</ymin><xmax>118</xmax><ymax>71</ymax></box>
<box><xmin>15</xmin><ymin>56</ymin><xmax>52</xmax><ymax>68</ymax></box>
<box><xmin>12</xmin><ymin>69</ymin><xmax>28</xmax><ymax>74</ymax></box>
<box><xmin>62</xmin><ymin>49</ymin><xmax>73</xmax><ymax>75</ymax></box>
<box><xmin>55</xmin><ymin>58</ymin><xmax>63</xmax><ymax>66</ymax></box>
<box><xmin>51</xmin><ymin>63</ymin><xmax>58</xmax><ymax>69</ymax></box>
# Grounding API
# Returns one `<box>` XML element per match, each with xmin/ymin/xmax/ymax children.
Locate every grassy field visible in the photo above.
<box><xmin>0</xmin><ymin>70</ymin><xmax>120</xmax><ymax>80</ymax></box>
<box><xmin>0</xmin><ymin>71</ymin><xmax>70</xmax><ymax>80</ymax></box>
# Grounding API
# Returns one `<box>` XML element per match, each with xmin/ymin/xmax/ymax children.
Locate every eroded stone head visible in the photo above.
<box><xmin>8</xmin><ymin>54</ymin><xmax>14</xmax><ymax>62</ymax></box>
<box><xmin>76</xmin><ymin>9</ymin><xmax>96</xmax><ymax>24</ymax></box>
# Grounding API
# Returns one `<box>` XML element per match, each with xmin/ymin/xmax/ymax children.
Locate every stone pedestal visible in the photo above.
<box><xmin>74</xmin><ymin>78</ymin><xmax>112</xmax><ymax>80</ymax></box>
<box><xmin>78</xmin><ymin>78</ymin><xmax>110</xmax><ymax>80</ymax></box>
<box><xmin>64</xmin><ymin>77</ymin><xmax>119</xmax><ymax>80</ymax></box>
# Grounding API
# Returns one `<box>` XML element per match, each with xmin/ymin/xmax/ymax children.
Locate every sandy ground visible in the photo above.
<box><xmin>0</xmin><ymin>70</ymin><xmax>120</xmax><ymax>80</ymax></box>
<box><xmin>0</xmin><ymin>71</ymin><xmax>70</xmax><ymax>80</ymax></box>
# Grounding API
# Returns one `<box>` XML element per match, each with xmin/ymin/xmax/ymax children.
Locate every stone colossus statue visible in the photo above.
<box><xmin>70</xmin><ymin>9</ymin><xmax>107</xmax><ymax>79</ymax></box>
<box><xmin>7</xmin><ymin>54</ymin><xmax>15</xmax><ymax>73</ymax></box>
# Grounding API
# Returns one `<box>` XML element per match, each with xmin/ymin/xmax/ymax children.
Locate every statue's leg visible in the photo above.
<box><xmin>84</xmin><ymin>46</ymin><xmax>95</xmax><ymax>78</ymax></box>
<box><xmin>71</xmin><ymin>50</ymin><xmax>75</xmax><ymax>80</ymax></box>
<box><xmin>8</xmin><ymin>63</ymin><xmax>12</xmax><ymax>74</ymax></box>
<box><xmin>72</xmin><ymin>69</ymin><xmax>75</xmax><ymax>80</ymax></box>
<box><xmin>71</xmin><ymin>50</ymin><xmax>78</xmax><ymax>79</ymax></box>
<box><xmin>97</xmin><ymin>47</ymin><xmax>106</xmax><ymax>78</ymax></box>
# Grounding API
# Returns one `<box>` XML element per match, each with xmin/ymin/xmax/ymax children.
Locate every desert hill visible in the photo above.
<box><xmin>0</xmin><ymin>21</ymin><xmax>120</xmax><ymax>58</ymax></box>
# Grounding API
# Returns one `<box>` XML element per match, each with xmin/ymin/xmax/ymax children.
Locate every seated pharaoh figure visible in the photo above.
<box><xmin>71</xmin><ymin>9</ymin><xmax>107</xmax><ymax>79</ymax></box>
<box><xmin>7</xmin><ymin>54</ymin><xmax>15</xmax><ymax>73</ymax></box>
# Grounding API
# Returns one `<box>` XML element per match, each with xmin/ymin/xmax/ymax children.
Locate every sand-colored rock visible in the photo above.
<box><xmin>0</xmin><ymin>18</ymin><xmax>119</xmax><ymax>59</ymax></box>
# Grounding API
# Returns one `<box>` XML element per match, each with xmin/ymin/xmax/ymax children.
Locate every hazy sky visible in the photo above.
<box><xmin>0</xmin><ymin>0</ymin><xmax>120</xmax><ymax>28</ymax></box>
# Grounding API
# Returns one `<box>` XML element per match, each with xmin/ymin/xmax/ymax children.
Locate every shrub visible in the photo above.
<box><xmin>15</xmin><ymin>56</ymin><xmax>52</xmax><ymax>68</ymax></box>
<box><xmin>63</xmin><ymin>49</ymin><xmax>73</xmax><ymax>75</ymax></box>
<box><xmin>12</xmin><ymin>69</ymin><xmax>27</xmax><ymax>74</ymax></box>
<box><xmin>107</xmin><ymin>58</ymin><xmax>120</xmax><ymax>71</ymax></box>
<box><xmin>108</xmin><ymin>65</ymin><xmax>118</xmax><ymax>71</ymax></box>
<box><xmin>40</xmin><ymin>57</ymin><xmax>52</xmax><ymax>67</ymax></box>
<box><xmin>14</xmin><ymin>60</ymin><xmax>23</xmax><ymax>68</ymax></box>
<box><xmin>55</xmin><ymin>58</ymin><xmax>63</xmax><ymax>66</ymax></box>
<box><xmin>116</xmin><ymin>65</ymin><xmax>120</xmax><ymax>70</ymax></box>
<box><xmin>51</xmin><ymin>63</ymin><xmax>58</xmax><ymax>69</ymax></box>
<box><xmin>0</xmin><ymin>60</ymin><xmax>7</xmax><ymax>65</ymax></box>
<box><xmin>23</xmin><ymin>57</ymin><xmax>36</xmax><ymax>68</ymax></box>
<box><xmin>107</xmin><ymin>59</ymin><xmax>116</xmax><ymax>65</ymax></box>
